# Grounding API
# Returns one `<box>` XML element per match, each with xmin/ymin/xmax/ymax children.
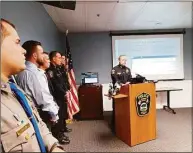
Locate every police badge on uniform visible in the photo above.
<box><xmin>111</xmin><ymin>69</ymin><xmax>115</xmax><ymax>74</ymax></box>
<box><xmin>47</xmin><ymin>71</ymin><xmax>54</xmax><ymax>78</ymax></box>
<box><xmin>136</xmin><ymin>93</ymin><xmax>150</xmax><ymax>117</ymax></box>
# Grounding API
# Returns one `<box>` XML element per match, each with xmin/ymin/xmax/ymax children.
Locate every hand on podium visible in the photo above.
<box><xmin>121</xmin><ymin>82</ymin><xmax>130</xmax><ymax>86</ymax></box>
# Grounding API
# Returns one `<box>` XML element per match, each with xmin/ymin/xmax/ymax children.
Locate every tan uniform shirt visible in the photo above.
<box><xmin>1</xmin><ymin>81</ymin><xmax>58</xmax><ymax>152</ymax></box>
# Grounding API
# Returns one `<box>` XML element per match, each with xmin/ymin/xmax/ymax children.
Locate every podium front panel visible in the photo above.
<box><xmin>130</xmin><ymin>83</ymin><xmax>156</xmax><ymax>146</ymax></box>
<box><xmin>114</xmin><ymin>83</ymin><xmax>156</xmax><ymax>146</ymax></box>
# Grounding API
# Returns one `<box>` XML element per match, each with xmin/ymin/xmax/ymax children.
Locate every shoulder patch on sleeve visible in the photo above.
<box><xmin>111</xmin><ymin>69</ymin><xmax>115</xmax><ymax>74</ymax></box>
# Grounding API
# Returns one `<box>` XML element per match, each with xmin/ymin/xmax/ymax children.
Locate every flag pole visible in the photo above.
<box><xmin>65</xmin><ymin>29</ymin><xmax>68</xmax><ymax>56</ymax></box>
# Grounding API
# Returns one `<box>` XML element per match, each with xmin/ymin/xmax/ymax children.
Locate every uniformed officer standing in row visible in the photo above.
<box><xmin>46</xmin><ymin>51</ymin><xmax>71</xmax><ymax>144</ymax></box>
<box><xmin>111</xmin><ymin>55</ymin><xmax>132</xmax><ymax>133</ymax></box>
<box><xmin>60</xmin><ymin>54</ymin><xmax>70</xmax><ymax>91</ymax></box>
<box><xmin>1</xmin><ymin>18</ymin><xmax>64</xmax><ymax>152</ymax></box>
<box><xmin>61</xmin><ymin>55</ymin><xmax>69</xmax><ymax>70</ymax></box>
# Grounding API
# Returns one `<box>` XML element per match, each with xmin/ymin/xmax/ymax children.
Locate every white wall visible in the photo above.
<box><xmin>102</xmin><ymin>80</ymin><xmax>192</xmax><ymax>111</ymax></box>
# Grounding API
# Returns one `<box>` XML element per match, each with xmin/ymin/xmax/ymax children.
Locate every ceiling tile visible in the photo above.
<box><xmin>132</xmin><ymin>2</ymin><xmax>192</xmax><ymax>28</ymax></box>
<box><xmin>43</xmin><ymin>1</ymin><xmax>192</xmax><ymax>32</ymax></box>
<box><xmin>106</xmin><ymin>2</ymin><xmax>147</xmax><ymax>30</ymax></box>
<box><xmin>87</xmin><ymin>21</ymin><xmax>110</xmax><ymax>32</ymax></box>
<box><xmin>86</xmin><ymin>2</ymin><xmax>116</xmax><ymax>23</ymax></box>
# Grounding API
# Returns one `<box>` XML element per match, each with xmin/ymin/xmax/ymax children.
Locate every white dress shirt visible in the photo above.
<box><xmin>16</xmin><ymin>61</ymin><xmax>59</xmax><ymax>119</ymax></box>
<box><xmin>37</xmin><ymin>68</ymin><xmax>59</xmax><ymax>117</ymax></box>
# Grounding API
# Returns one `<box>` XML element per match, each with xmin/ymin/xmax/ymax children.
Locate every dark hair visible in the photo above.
<box><xmin>1</xmin><ymin>18</ymin><xmax>16</xmax><ymax>42</ymax></box>
<box><xmin>49</xmin><ymin>51</ymin><xmax>61</xmax><ymax>61</ymax></box>
<box><xmin>60</xmin><ymin>52</ymin><xmax>66</xmax><ymax>57</ymax></box>
<box><xmin>43</xmin><ymin>51</ymin><xmax>49</xmax><ymax>55</ymax></box>
<box><xmin>22</xmin><ymin>40</ymin><xmax>41</xmax><ymax>59</ymax></box>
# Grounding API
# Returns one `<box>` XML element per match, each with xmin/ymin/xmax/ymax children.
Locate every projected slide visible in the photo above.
<box><xmin>112</xmin><ymin>34</ymin><xmax>184</xmax><ymax>80</ymax></box>
<box><xmin>131</xmin><ymin>56</ymin><xmax>177</xmax><ymax>75</ymax></box>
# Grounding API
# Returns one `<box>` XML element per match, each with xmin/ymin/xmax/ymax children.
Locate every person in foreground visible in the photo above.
<box><xmin>110</xmin><ymin>55</ymin><xmax>132</xmax><ymax>133</ymax></box>
<box><xmin>1</xmin><ymin>18</ymin><xmax>64</xmax><ymax>152</ymax></box>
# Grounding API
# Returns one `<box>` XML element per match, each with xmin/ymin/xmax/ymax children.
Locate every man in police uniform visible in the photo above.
<box><xmin>60</xmin><ymin>54</ymin><xmax>70</xmax><ymax>91</ymax></box>
<box><xmin>61</xmin><ymin>54</ymin><xmax>68</xmax><ymax>70</ymax></box>
<box><xmin>111</xmin><ymin>55</ymin><xmax>132</xmax><ymax>86</ymax></box>
<box><xmin>1</xmin><ymin>19</ymin><xmax>64</xmax><ymax>152</ymax></box>
<box><xmin>46</xmin><ymin>51</ymin><xmax>71</xmax><ymax>144</ymax></box>
<box><xmin>111</xmin><ymin>55</ymin><xmax>132</xmax><ymax>133</ymax></box>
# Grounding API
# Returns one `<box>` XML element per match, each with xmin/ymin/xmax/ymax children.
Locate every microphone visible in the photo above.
<box><xmin>130</xmin><ymin>72</ymin><xmax>147</xmax><ymax>84</ymax></box>
<box><xmin>135</xmin><ymin>73</ymin><xmax>158</xmax><ymax>83</ymax></box>
<box><xmin>131</xmin><ymin>72</ymin><xmax>145</xmax><ymax>80</ymax></box>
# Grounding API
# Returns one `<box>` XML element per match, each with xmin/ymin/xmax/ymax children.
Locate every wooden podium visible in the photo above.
<box><xmin>78</xmin><ymin>85</ymin><xmax>103</xmax><ymax>120</ymax></box>
<box><xmin>113</xmin><ymin>83</ymin><xmax>156</xmax><ymax>146</ymax></box>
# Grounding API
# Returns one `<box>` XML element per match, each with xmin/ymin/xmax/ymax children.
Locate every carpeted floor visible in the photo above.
<box><xmin>63</xmin><ymin>108</ymin><xmax>192</xmax><ymax>152</ymax></box>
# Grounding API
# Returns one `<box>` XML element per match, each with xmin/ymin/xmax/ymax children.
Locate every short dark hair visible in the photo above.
<box><xmin>1</xmin><ymin>18</ymin><xmax>16</xmax><ymax>42</ymax></box>
<box><xmin>43</xmin><ymin>51</ymin><xmax>49</xmax><ymax>55</ymax></box>
<box><xmin>49</xmin><ymin>51</ymin><xmax>61</xmax><ymax>61</ymax></box>
<box><xmin>60</xmin><ymin>52</ymin><xmax>66</xmax><ymax>57</ymax></box>
<box><xmin>22</xmin><ymin>40</ymin><xmax>41</xmax><ymax>59</ymax></box>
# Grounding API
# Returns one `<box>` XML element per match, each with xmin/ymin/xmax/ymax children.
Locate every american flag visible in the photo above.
<box><xmin>65</xmin><ymin>35</ymin><xmax>80</xmax><ymax>119</ymax></box>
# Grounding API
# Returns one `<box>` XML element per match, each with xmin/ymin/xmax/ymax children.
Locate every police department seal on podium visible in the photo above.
<box><xmin>136</xmin><ymin>92</ymin><xmax>151</xmax><ymax>117</ymax></box>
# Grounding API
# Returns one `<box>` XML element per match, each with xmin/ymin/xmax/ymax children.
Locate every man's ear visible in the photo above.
<box><xmin>52</xmin><ymin>56</ymin><xmax>56</xmax><ymax>62</ymax></box>
<box><xmin>32</xmin><ymin>52</ymin><xmax>37</xmax><ymax>59</ymax></box>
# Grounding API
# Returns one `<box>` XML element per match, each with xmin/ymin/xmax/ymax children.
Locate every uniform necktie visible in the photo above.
<box><xmin>9</xmin><ymin>82</ymin><xmax>46</xmax><ymax>153</ymax></box>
